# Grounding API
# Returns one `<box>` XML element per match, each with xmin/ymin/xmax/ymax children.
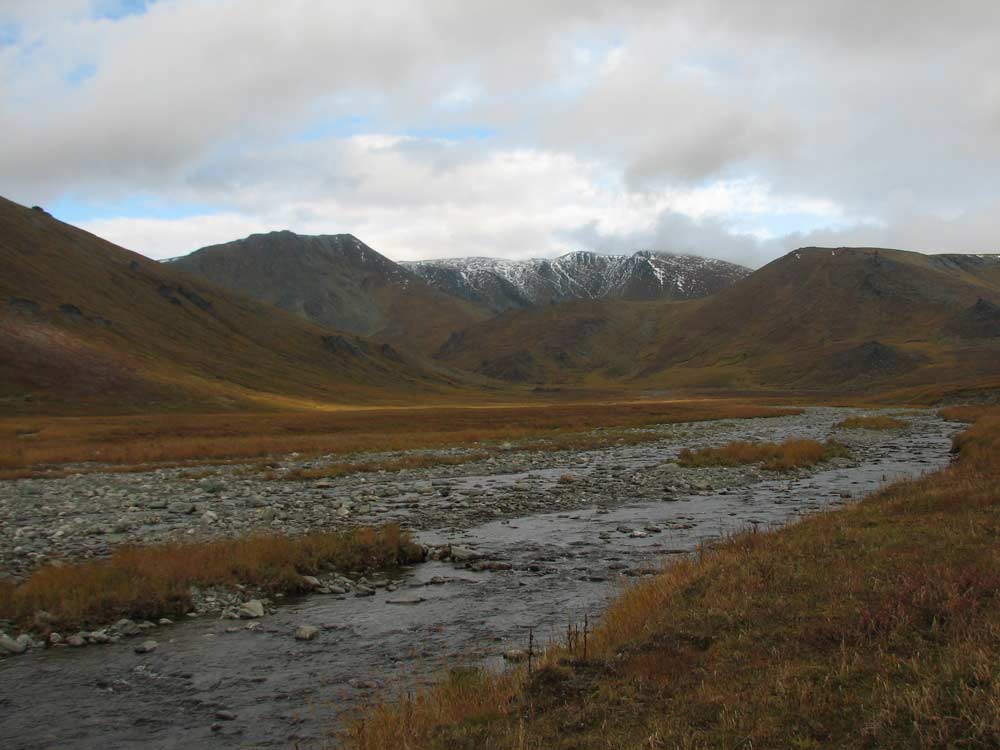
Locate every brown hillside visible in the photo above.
<box><xmin>438</xmin><ymin>247</ymin><xmax>1000</xmax><ymax>394</ymax></box>
<box><xmin>0</xmin><ymin>197</ymin><xmax>462</xmax><ymax>414</ymax></box>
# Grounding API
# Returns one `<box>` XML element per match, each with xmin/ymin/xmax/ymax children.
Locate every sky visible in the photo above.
<box><xmin>2</xmin><ymin>1</ymin><xmax>999</xmax><ymax>267</ymax></box>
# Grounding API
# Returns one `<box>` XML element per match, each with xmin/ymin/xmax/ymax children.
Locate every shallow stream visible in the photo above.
<box><xmin>0</xmin><ymin>408</ymin><xmax>958</xmax><ymax>749</ymax></box>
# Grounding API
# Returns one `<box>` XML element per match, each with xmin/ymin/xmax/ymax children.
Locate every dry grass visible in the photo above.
<box><xmin>676</xmin><ymin>437</ymin><xmax>851</xmax><ymax>471</ymax></box>
<box><xmin>837</xmin><ymin>414</ymin><xmax>910</xmax><ymax>430</ymax></box>
<box><xmin>345</xmin><ymin>409</ymin><xmax>1000</xmax><ymax>750</ymax></box>
<box><xmin>0</xmin><ymin>524</ymin><xmax>421</xmax><ymax>632</ymax></box>
<box><xmin>0</xmin><ymin>401</ymin><xmax>799</xmax><ymax>478</ymax></box>
<box><xmin>279</xmin><ymin>453</ymin><xmax>491</xmax><ymax>481</ymax></box>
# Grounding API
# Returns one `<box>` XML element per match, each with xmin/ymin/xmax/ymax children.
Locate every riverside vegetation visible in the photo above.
<box><xmin>0</xmin><ymin>524</ymin><xmax>422</xmax><ymax>632</ymax></box>
<box><xmin>345</xmin><ymin>406</ymin><xmax>1000</xmax><ymax>749</ymax></box>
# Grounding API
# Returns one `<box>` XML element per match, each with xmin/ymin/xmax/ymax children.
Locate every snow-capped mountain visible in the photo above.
<box><xmin>402</xmin><ymin>251</ymin><xmax>750</xmax><ymax>313</ymax></box>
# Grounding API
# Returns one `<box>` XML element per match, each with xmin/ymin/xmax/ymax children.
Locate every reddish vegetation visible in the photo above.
<box><xmin>0</xmin><ymin>525</ymin><xmax>421</xmax><ymax>632</ymax></box>
<box><xmin>676</xmin><ymin>437</ymin><xmax>850</xmax><ymax>471</ymax></box>
<box><xmin>0</xmin><ymin>401</ymin><xmax>800</xmax><ymax>477</ymax></box>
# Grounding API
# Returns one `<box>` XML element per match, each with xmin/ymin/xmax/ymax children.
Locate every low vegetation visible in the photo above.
<box><xmin>836</xmin><ymin>414</ymin><xmax>909</xmax><ymax>430</ymax></box>
<box><xmin>676</xmin><ymin>437</ymin><xmax>851</xmax><ymax>471</ymax></box>
<box><xmin>277</xmin><ymin>453</ymin><xmax>491</xmax><ymax>481</ymax></box>
<box><xmin>0</xmin><ymin>524</ymin><xmax>421</xmax><ymax>632</ymax></box>
<box><xmin>346</xmin><ymin>409</ymin><xmax>1000</xmax><ymax>749</ymax></box>
<box><xmin>0</xmin><ymin>401</ymin><xmax>800</xmax><ymax>478</ymax></box>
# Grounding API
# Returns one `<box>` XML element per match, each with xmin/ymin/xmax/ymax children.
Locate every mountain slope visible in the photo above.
<box><xmin>169</xmin><ymin>232</ymin><xmax>490</xmax><ymax>354</ymax></box>
<box><xmin>402</xmin><ymin>251</ymin><xmax>749</xmax><ymax>313</ymax></box>
<box><xmin>437</xmin><ymin>247</ymin><xmax>1000</xmax><ymax>392</ymax></box>
<box><xmin>0</xmin><ymin>198</ymin><xmax>459</xmax><ymax>414</ymax></box>
<box><xmin>645</xmin><ymin>247</ymin><xmax>1000</xmax><ymax>385</ymax></box>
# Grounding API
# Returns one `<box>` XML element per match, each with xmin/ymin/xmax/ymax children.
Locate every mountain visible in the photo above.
<box><xmin>168</xmin><ymin>232</ymin><xmax>490</xmax><ymax>354</ymax></box>
<box><xmin>437</xmin><ymin>247</ymin><xmax>1000</xmax><ymax>393</ymax></box>
<box><xmin>401</xmin><ymin>251</ymin><xmax>750</xmax><ymax>313</ymax></box>
<box><xmin>0</xmin><ymin>198</ymin><xmax>460</xmax><ymax>414</ymax></box>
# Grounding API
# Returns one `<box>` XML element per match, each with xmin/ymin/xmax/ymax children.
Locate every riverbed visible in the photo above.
<box><xmin>0</xmin><ymin>407</ymin><xmax>959</xmax><ymax>749</ymax></box>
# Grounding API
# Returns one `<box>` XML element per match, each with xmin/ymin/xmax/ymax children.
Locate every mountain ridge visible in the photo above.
<box><xmin>168</xmin><ymin>231</ymin><xmax>491</xmax><ymax>355</ymax></box>
<box><xmin>402</xmin><ymin>250</ymin><xmax>750</xmax><ymax>313</ymax></box>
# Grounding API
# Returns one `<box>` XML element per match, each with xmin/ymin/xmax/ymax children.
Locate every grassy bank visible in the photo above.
<box><xmin>0</xmin><ymin>524</ymin><xmax>422</xmax><ymax>632</ymax></box>
<box><xmin>676</xmin><ymin>437</ymin><xmax>851</xmax><ymax>471</ymax></box>
<box><xmin>0</xmin><ymin>400</ymin><xmax>799</xmax><ymax>478</ymax></box>
<box><xmin>346</xmin><ymin>409</ymin><xmax>1000</xmax><ymax>749</ymax></box>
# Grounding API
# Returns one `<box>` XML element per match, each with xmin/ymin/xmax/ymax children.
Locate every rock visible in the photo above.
<box><xmin>214</xmin><ymin>710</ymin><xmax>237</xmax><ymax>721</ymax></box>
<box><xmin>354</xmin><ymin>586</ymin><xmax>376</xmax><ymax>597</ymax></box>
<box><xmin>48</xmin><ymin>632</ymin><xmax>63</xmax><ymax>645</ymax></box>
<box><xmin>112</xmin><ymin>618</ymin><xmax>141</xmax><ymax>636</ymax></box>
<box><xmin>168</xmin><ymin>502</ymin><xmax>195</xmax><ymax>514</ymax></box>
<box><xmin>0</xmin><ymin>633</ymin><xmax>27</xmax><ymax>655</ymax></box>
<box><xmin>134</xmin><ymin>640</ymin><xmax>158</xmax><ymax>654</ymax></box>
<box><xmin>449</xmin><ymin>545</ymin><xmax>483</xmax><ymax>562</ymax></box>
<box><xmin>238</xmin><ymin>599</ymin><xmax>265</xmax><ymax>619</ymax></box>
<box><xmin>201</xmin><ymin>510</ymin><xmax>218</xmax><ymax>524</ymax></box>
<box><xmin>299</xmin><ymin>575</ymin><xmax>321</xmax><ymax>590</ymax></box>
<box><xmin>385</xmin><ymin>597</ymin><xmax>426</xmax><ymax>605</ymax></box>
<box><xmin>294</xmin><ymin>625</ymin><xmax>319</xmax><ymax>641</ymax></box>
<box><xmin>66</xmin><ymin>633</ymin><xmax>87</xmax><ymax>647</ymax></box>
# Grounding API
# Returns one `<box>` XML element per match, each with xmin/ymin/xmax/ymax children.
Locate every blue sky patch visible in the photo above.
<box><xmin>49</xmin><ymin>195</ymin><xmax>215</xmax><ymax>223</ymax></box>
<box><xmin>65</xmin><ymin>62</ymin><xmax>98</xmax><ymax>87</ymax></box>
<box><xmin>91</xmin><ymin>0</ymin><xmax>155</xmax><ymax>21</ymax></box>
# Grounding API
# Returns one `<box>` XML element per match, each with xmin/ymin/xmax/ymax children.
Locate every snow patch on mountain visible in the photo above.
<box><xmin>402</xmin><ymin>250</ymin><xmax>749</xmax><ymax>313</ymax></box>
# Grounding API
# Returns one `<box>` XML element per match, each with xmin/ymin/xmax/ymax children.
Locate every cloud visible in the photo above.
<box><xmin>3</xmin><ymin>1</ymin><xmax>1000</xmax><ymax>264</ymax></box>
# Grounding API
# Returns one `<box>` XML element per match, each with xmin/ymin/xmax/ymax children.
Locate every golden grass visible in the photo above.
<box><xmin>837</xmin><ymin>414</ymin><xmax>910</xmax><ymax>430</ymax></box>
<box><xmin>345</xmin><ymin>409</ymin><xmax>1000</xmax><ymax>750</ymax></box>
<box><xmin>0</xmin><ymin>401</ymin><xmax>800</xmax><ymax>477</ymax></box>
<box><xmin>676</xmin><ymin>437</ymin><xmax>851</xmax><ymax>471</ymax></box>
<box><xmin>0</xmin><ymin>524</ymin><xmax>421</xmax><ymax>632</ymax></box>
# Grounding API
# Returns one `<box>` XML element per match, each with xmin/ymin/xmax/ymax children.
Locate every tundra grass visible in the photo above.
<box><xmin>676</xmin><ymin>437</ymin><xmax>851</xmax><ymax>471</ymax></box>
<box><xmin>0</xmin><ymin>400</ymin><xmax>799</xmax><ymax>478</ymax></box>
<box><xmin>0</xmin><ymin>524</ymin><xmax>421</xmax><ymax>632</ymax></box>
<box><xmin>345</xmin><ymin>408</ymin><xmax>1000</xmax><ymax>750</ymax></box>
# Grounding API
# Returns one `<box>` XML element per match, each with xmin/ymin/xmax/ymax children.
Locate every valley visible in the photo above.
<box><xmin>1</xmin><ymin>196</ymin><xmax>998</xmax><ymax>749</ymax></box>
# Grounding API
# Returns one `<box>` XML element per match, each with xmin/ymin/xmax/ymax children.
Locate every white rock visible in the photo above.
<box><xmin>0</xmin><ymin>633</ymin><xmax>27</xmax><ymax>655</ymax></box>
<box><xmin>294</xmin><ymin>625</ymin><xmax>319</xmax><ymax>641</ymax></box>
<box><xmin>238</xmin><ymin>599</ymin><xmax>265</xmax><ymax>619</ymax></box>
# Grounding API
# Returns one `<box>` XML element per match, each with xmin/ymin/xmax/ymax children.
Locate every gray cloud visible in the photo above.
<box><xmin>2</xmin><ymin>1</ymin><xmax>999</xmax><ymax>263</ymax></box>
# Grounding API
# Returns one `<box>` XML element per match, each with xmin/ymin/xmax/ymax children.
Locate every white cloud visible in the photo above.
<box><xmin>3</xmin><ymin>1</ymin><xmax>1000</xmax><ymax>264</ymax></box>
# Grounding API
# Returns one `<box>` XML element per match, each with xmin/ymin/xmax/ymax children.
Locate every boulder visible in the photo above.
<box><xmin>294</xmin><ymin>625</ymin><xmax>319</xmax><ymax>641</ymax></box>
<box><xmin>238</xmin><ymin>599</ymin><xmax>265</xmax><ymax>619</ymax></box>
<box><xmin>0</xmin><ymin>633</ymin><xmax>27</xmax><ymax>655</ymax></box>
<box><xmin>449</xmin><ymin>546</ymin><xmax>483</xmax><ymax>562</ymax></box>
